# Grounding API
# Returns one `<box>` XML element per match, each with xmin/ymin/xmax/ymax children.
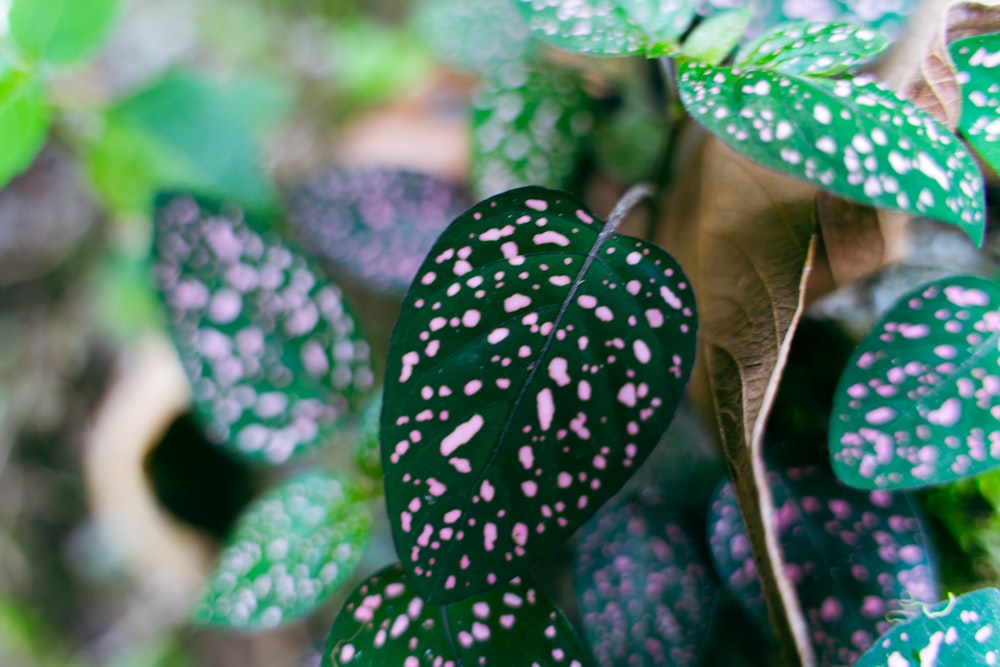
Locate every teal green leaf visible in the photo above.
<box><xmin>735</xmin><ymin>22</ymin><xmax>890</xmax><ymax>76</ymax></box>
<box><xmin>472</xmin><ymin>61</ymin><xmax>593</xmax><ymax>199</ymax></box>
<box><xmin>680</xmin><ymin>8</ymin><xmax>751</xmax><ymax>66</ymax></box>
<box><xmin>95</xmin><ymin>72</ymin><xmax>274</xmax><ymax>214</ymax></box>
<box><xmin>678</xmin><ymin>62</ymin><xmax>985</xmax><ymax>245</ymax></box>
<box><xmin>951</xmin><ymin>33</ymin><xmax>1000</xmax><ymax>177</ymax></box>
<box><xmin>512</xmin><ymin>0</ymin><xmax>647</xmax><ymax>56</ymax></box>
<box><xmin>9</xmin><ymin>0</ymin><xmax>120</xmax><ymax>65</ymax></box>
<box><xmin>854</xmin><ymin>588</ymin><xmax>1000</xmax><ymax>666</ymax></box>
<box><xmin>830</xmin><ymin>275</ymin><xmax>1000</xmax><ymax>490</ymax></box>
<box><xmin>354</xmin><ymin>391</ymin><xmax>382</xmax><ymax>481</ymax></box>
<box><xmin>153</xmin><ymin>195</ymin><xmax>375</xmax><ymax>464</ymax></box>
<box><xmin>193</xmin><ymin>471</ymin><xmax>371</xmax><ymax>629</ymax></box>
<box><xmin>413</xmin><ymin>0</ymin><xmax>534</xmax><ymax>74</ymax></box>
<box><xmin>381</xmin><ymin>186</ymin><xmax>697</xmax><ymax>603</ymax></box>
<box><xmin>0</xmin><ymin>69</ymin><xmax>49</xmax><ymax>188</ymax></box>
<box><xmin>321</xmin><ymin>563</ymin><xmax>593</xmax><ymax>666</ymax></box>
<box><xmin>616</xmin><ymin>0</ymin><xmax>695</xmax><ymax>51</ymax></box>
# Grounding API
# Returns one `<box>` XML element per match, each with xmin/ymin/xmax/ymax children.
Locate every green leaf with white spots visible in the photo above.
<box><xmin>471</xmin><ymin>61</ymin><xmax>593</xmax><ymax>199</ymax></box>
<box><xmin>951</xmin><ymin>32</ymin><xmax>1000</xmax><ymax>177</ymax></box>
<box><xmin>193</xmin><ymin>471</ymin><xmax>371</xmax><ymax>630</ymax></box>
<box><xmin>616</xmin><ymin>0</ymin><xmax>695</xmax><ymax>52</ymax></box>
<box><xmin>853</xmin><ymin>588</ymin><xmax>1000</xmax><ymax>667</ymax></box>
<box><xmin>413</xmin><ymin>0</ymin><xmax>535</xmax><ymax>75</ymax></box>
<box><xmin>512</xmin><ymin>0</ymin><xmax>648</xmax><ymax>56</ymax></box>
<box><xmin>677</xmin><ymin>62</ymin><xmax>985</xmax><ymax>245</ymax></box>
<box><xmin>830</xmin><ymin>275</ymin><xmax>1000</xmax><ymax>490</ymax></box>
<box><xmin>354</xmin><ymin>391</ymin><xmax>382</xmax><ymax>481</ymax></box>
<box><xmin>735</xmin><ymin>22</ymin><xmax>889</xmax><ymax>77</ymax></box>
<box><xmin>321</xmin><ymin>563</ymin><xmax>593</xmax><ymax>667</ymax></box>
<box><xmin>680</xmin><ymin>8</ymin><xmax>751</xmax><ymax>66</ymax></box>
<box><xmin>153</xmin><ymin>195</ymin><xmax>375</xmax><ymax>465</ymax></box>
<box><xmin>381</xmin><ymin>186</ymin><xmax>697</xmax><ymax>604</ymax></box>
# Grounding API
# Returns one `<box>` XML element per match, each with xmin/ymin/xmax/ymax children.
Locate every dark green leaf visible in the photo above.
<box><xmin>680</xmin><ymin>8</ymin><xmax>751</xmax><ymax>66</ymax></box>
<box><xmin>193</xmin><ymin>470</ymin><xmax>371</xmax><ymax>629</ymax></box>
<box><xmin>677</xmin><ymin>63</ymin><xmax>985</xmax><ymax>245</ymax></box>
<box><xmin>0</xmin><ymin>68</ymin><xmax>49</xmax><ymax>188</ymax></box>
<box><xmin>9</xmin><ymin>0</ymin><xmax>119</xmax><ymax>64</ymax></box>
<box><xmin>471</xmin><ymin>61</ymin><xmax>593</xmax><ymax>199</ymax></box>
<box><xmin>413</xmin><ymin>0</ymin><xmax>534</xmax><ymax>74</ymax></box>
<box><xmin>286</xmin><ymin>168</ymin><xmax>470</xmax><ymax>298</ymax></box>
<box><xmin>512</xmin><ymin>0</ymin><xmax>647</xmax><ymax>56</ymax></box>
<box><xmin>951</xmin><ymin>32</ymin><xmax>1000</xmax><ymax>176</ymax></box>
<box><xmin>382</xmin><ymin>186</ymin><xmax>697</xmax><ymax>603</ymax></box>
<box><xmin>853</xmin><ymin>588</ymin><xmax>1000</xmax><ymax>666</ymax></box>
<box><xmin>153</xmin><ymin>195</ymin><xmax>375</xmax><ymax>464</ymax></box>
<box><xmin>708</xmin><ymin>465</ymin><xmax>937</xmax><ymax>666</ymax></box>
<box><xmin>735</xmin><ymin>22</ymin><xmax>889</xmax><ymax>77</ymax></box>
<box><xmin>321</xmin><ymin>563</ymin><xmax>593</xmax><ymax>666</ymax></box>
<box><xmin>830</xmin><ymin>275</ymin><xmax>1000</xmax><ymax>489</ymax></box>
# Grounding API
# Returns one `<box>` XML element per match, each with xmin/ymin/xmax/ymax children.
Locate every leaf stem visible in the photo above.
<box><xmin>604</xmin><ymin>181</ymin><xmax>655</xmax><ymax>237</ymax></box>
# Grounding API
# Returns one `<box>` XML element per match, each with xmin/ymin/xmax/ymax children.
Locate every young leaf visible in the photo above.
<box><xmin>193</xmin><ymin>470</ymin><xmax>372</xmax><ymax>629</ymax></box>
<box><xmin>153</xmin><ymin>195</ymin><xmax>375</xmax><ymax>464</ymax></box>
<box><xmin>853</xmin><ymin>588</ymin><xmax>1000</xmax><ymax>666</ymax></box>
<box><xmin>951</xmin><ymin>32</ymin><xmax>1000</xmax><ymax>175</ymax></box>
<box><xmin>680</xmin><ymin>8</ymin><xmax>751</xmax><ymax>66</ymax></box>
<box><xmin>709</xmin><ymin>465</ymin><xmax>937</xmax><ymax>666</ymax></box>
<box><xmin>0</xmin><ymin>69</ymin><xmax>49</xmax><ymax>189</ymax></box>
<box><xmin>829</xmin><ymin>275</ymin><xmax>1000</xmax><ymax>490</ymax></box>
<box><xmin>471</xmin><ymin>61</ymin><xmax>593</xmax><ymax>199</ymax></box>
<box><xmin>575</xmin><ymin>494</ymin><xmax>721</xmax><ymax>667</ymax></box>
<box><xmin>286</xmin><ymin>168</ymin><xmax>471</xmax><ymax>298</ymax></box>
<box><xmin>677</xmin><ymin>62</ymin><xmax>985</xmax><ymax>245</ymax></box>
<box><xmin>322</xmin><ymin>563</ymin><xmax>593</xmax><ymax>666</ymax></box>
<box><xmin>512</xmin><ymin>0</ymin><xmax>648</xmax><ymax>57</ymax></box>
<box><xmin>413</xmin><ymin>0</ymin><xmax>534</xmax><ymax>75</ymax></box>
<box><xmin>735</xmin><ymin>22</ymin><xmax>889</xmax><ymax>77</ymax></box>
<box><xmin>616</xmin><ymin>0</ymin><xmax>695</xmax><ymax>52</ymax></box>
<box><xmin>9</xmin><ymin>0</ymin><xmax>120</xmax><ymax>65</ymax></box>
<box><xmin>382</xmin><ymin>186</ymin><xmax>697</xmax><ymax>603</ymax></box>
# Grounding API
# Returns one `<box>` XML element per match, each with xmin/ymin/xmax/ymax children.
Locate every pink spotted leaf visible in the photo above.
<box><xmin>153</xmin><ymin>194</ymin><xmax>375</xmax><ymax>464</ymax></box>
<box><xmin>677</xmin><ymin>62</ymin><xmax>985</xmax><ymax>246</ymax></box>
<box><xmin>381</xmin><ymin>186</ymin><xmax>697</xmax><ymax>603</ymax></box>
<box><xmin>829</xmin><ymin>275</ymin><xmax>1000</xmax><ymax>489</ymax></box>
<box><xmin>951</xmin><ymin>32</ymin><xmax>1000</xmax><ymax>176</ymax></box>
<box><xmin>321</xmin><ymin>563</ymin><xmax>593</xmax><ymax>666</ymax></box>
<box><xmin>708</xmin><ymin>464</ymin><xmax>937</xmax><ymax>667</ymax></box>
<box><xmin>286</xmin><ymin>168</ymin><xmax>471</xmax><ymax>298</ymax></box>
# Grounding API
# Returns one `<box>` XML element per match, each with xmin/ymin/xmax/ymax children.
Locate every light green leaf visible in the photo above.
<box><xmin>830</xmin><ymin>275</ymin><xmax>1000</xmax><ymax>490</ymax></box>
<box><xmin>0</xmin><ymin>68</ymin><xmax>49</xmax><ymax>188</ymax></box>
<box><xmin>678</xmin><ymin>62</ymin><xmax>985</xmax><ymax>245</ymax></box>
<box><xmin>680</xmin><ymin>8</ymin><xmax>751</xmax><ymax>66</ymax></box>
<box><xmin>512</xmin><ymin>0</ymin><xmax>647</xmax><ymax>56</ymax></box>
<box><xmin>735</xmin><ymin>21</ymin><xmax>890</xmax><ymax>77</ymax></box>
<box><xmin>9</xmin><ymin>0</ymin><xmax>120</xmax><ymax>65</ymax></box>
<box><xmin>951</xmin><ymin>32</ymin><xmax>1000</xmax><ymax>177</ymax></box>
<box><xmin>617</xmin><ymin>0</ymin><xmax>695</xmax><ymax>52</ymax></box>
<box><xmin>193</xmin><ymin>471</ymin><xmax>371</xmax><ymax>629</ymax></box>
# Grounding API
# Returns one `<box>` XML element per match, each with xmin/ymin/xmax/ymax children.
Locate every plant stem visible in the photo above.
<box><xmin>644</xmin><ymin>57</ymin><xmax>689</xmax><ymax>240</ymax></box>
<box><xmin>604</xmin><ymin>181</ymin><xmax>655</xmax><ymax>236</ymax></box>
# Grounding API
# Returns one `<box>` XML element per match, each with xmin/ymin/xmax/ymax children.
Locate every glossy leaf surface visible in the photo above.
<box><xmin>9</xmin><ymin>0</ymin><xmax>119</xmax><ymax>64</ymax></box>
<box><xmin>286</xmin><ymin>168</ymin><xmax>470</xmax><ymax>297</ymax></box>
<box><xmin>153</xmin><ymin>195</ymin><xmax>374</xmax><ymax>464</ymax></box>
<box><xmin>679</xmin><ymin>8</ymin><xmax>751</xmax><ymax>66</ymax></box>
<box><xmin>830</xmin><ymin>275</ymin><xmax>1000</xmax><ymax>489</ymax></box>
<box><xmin>854</xmin><ymin>588</ymin><xmax>1000</xmax><ymax>666</ymax></box>
<box><xmin>952</xmin><ymin>32</ymin><xmax>1000</xmax><ymax>175</ymax></box>
<box><xmin>322</xmin><ymin>563</ymin><xmax>593</xmax><ymax>666</ymax></box>
<box><xmin>709</xmin><ymin>465</ymin><xmax>937</xmax><ymax>666</ymax></box>
<box><xmin>382</xmin><ymin>186</ymin><xmax>697</xmax><ymax>603</ymax></box>
<box><xmin>513</xmin><ymin>0</ymin><xmax>647</xmax><ymax>56</ymax></box>
<box><xmin>575</xmin><ymin>493</ymin><xmax>720</xmax><ymax>667</ymax></box>
<box><xmin>472</xmin><ymin>62</ymin><xmax>593</xmax><ymax>199</ymax></box>
<box><xmin>193</xmin><ymin>471</ymin><xmax>371</xmax><ymax>629</ymax></box>
<box><xmin>678</xmin><ymin>62</ymin><xmax>985</xmax><ymax>245</ymax></box>
<box><xmin>735</xmin><ymin>22</ymin><xmax>889</xmax><ymax>77</ymax></box>
<box><xmin>0</xmin><ymin>69</ymin><xmax>49</xmax><ymax>188</ymax></box>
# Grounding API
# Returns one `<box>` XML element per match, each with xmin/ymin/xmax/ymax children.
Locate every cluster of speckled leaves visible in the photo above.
<box><xmin>829</xmin><ymin>275</ymin><xmax>1000</xmax><ymax>490</ymax></box>
<box><xmin>152</xmin><ymin>195</ymin><xmax>375</xmax><ymax>464</ymax></box>
<box><xmin>322</xmin><ymin>563</ymin><xmax>592</xmax><ymax>666</ymax></box>
<box><xmin>381</xmin><ymin>187</ymin><xmax>697</xmax><ymax>603</ymax></box>
<box><xmin>471</xmin><ymin>60</ymin><xmax>593</xmax><ymax>199</ymax></box>
<box><xmin>575</xmin><ymin>493</ymin><xmax>720</xmax><ymax>667</ymax></box>
<box><xmin>677</xmin><ymin>21</ymin><xmax>986</xmax><ymax>246</ymax></box>
<box><xmin>951</xmin><ymin>32</ymin><xmax>1000</xmax><ymax>177</ymax></box>
<box><xmin>285</xmin><ymin>168</ymin><xmax>470</xmax><ymax>298</ymax></box>
<box><xmin>854</xmin><ymin>588</ymin><xmax>1000</xmax><ymax>666</ymax></box>
<box><xmin>193</xmin><ymin>471</ymin><xmax>371</xmax><ymax>630</ymax></box>
<box><xmin>708</xmin><ymin>465</ymin><xmax>937</xmax><ymax>666</ymax></box>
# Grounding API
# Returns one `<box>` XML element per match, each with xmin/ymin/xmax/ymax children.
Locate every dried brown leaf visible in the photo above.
<box><xmin>814</xmin><ymin>193</ymin><xmax>886</xmax><ymax>289</ymax></box>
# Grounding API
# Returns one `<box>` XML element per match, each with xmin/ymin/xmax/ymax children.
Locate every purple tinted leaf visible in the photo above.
<box><xmin>322</xmin><ymin>563</ymin><xmax>593</xmax><ymax>666</ymax></box>
<box><xmin>708</xmin><ymin>465</ymin><xmax>937</xmax><ymax>666</ymax></box>
<box><xmin>286</xmin><ymin>168</ymin><xmax>471</xmax><ymax>298</ymax></box>
<box><xmin>382</xmin><ymin>186</ymin><xmax>697</xmax><ymax>603</ymax></box>
<box><xmin>575</xmin><ymin>493</ymin><xmax>721</xmax><ymax>667</ymax></box>
<box><xmin>153</xmin><ymin>194</ymin><xmax>375</xmax><ymax>464</ymax></box>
